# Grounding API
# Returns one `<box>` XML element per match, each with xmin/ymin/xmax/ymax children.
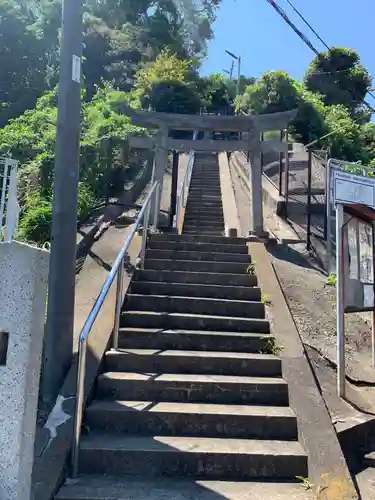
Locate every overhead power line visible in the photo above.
<box><xmin>264</xmin><ymin>0</ymin><xmax>375</xmax><ymax>113</ymax></box>
<box><xmin>283</xmin><ymin>0</ymin><xmax>329</xmax><ymax>51</ymax></box>
<box><xmin>265</xmin><ymin>0</ymin><xmax>319</xmax><ymax>55</ymax></box>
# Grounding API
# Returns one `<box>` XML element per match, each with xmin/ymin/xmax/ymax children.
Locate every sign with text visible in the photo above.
<box><xmin>332</xmin><ymin>169</ymin><xmax>375</xmax><ymax>208</ymax></box>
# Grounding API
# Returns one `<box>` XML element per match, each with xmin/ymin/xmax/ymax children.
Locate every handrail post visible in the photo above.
<box><xmin>153</xmin><ymin>182</ymin><xmax>161</xmax><ymax>228</ymax></box>
<box><xmin>112</xmin><ymin>258</ymin><xmax>124</xmax><ymax>350</ymax></box>
<box><xmin>140</xmin><ymin>203</ymin><xmax>151</xmax><ymax>268</ymax></box>
<box><xmin>71</xmin><ymin>338</ymin><xmax>87</xmax><ymax>478</ymax></box>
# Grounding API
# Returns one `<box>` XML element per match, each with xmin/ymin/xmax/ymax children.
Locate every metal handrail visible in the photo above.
<box><xmin>71</xmin><ymin>181</ymin><xmax>160</xmax><ymax>478</ymax></box>
<box><xmin>175</xmin><ymin>132</ymin><xmax>198</xmax><ymax>232</ymax></box>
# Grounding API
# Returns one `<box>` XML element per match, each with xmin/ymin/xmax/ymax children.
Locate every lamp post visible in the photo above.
<box><xmin>225</xmin><ymin>50</ymin><xmax>241</xmax><ymax>96</ymax></box>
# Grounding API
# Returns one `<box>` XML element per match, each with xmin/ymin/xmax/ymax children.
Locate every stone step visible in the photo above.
<box><xmin>188</xmin><ymin>190</ymin><xmax>222</xmax><ymax>195</ymax></box>
<box><xmin>78</xmin><ymin>434</ymin><xmax>307</xmax><ymax>479</ymax></box>
<box><xmin>183</xmin><ymin>229</ymin><xmax>224</xmax><ymax>235</ymax></box>
<box><xmin>187</xmin><ymin>197</ymin><xmax>222</xmax><ymax>202</ymax></box>
<box><xmin>129</xmin><ymin>281</ymin><xmax>261</xmax><ymax>301</ymax></box>
<box><xmin>149</xmin><ymin>234</ymin><xmax>248</xmax><ymax>245</ymax></box>
<box><xmin>189</xmin><ymin>183</ymin><xmax>221</xmax><ymax>188</ymax></box>
<box><xmin>56</xmin><ymin>475</ymin><xmax>314</xmax><ymax>500</ymax></box>
<box><xmin>117</xmin><ymin>328</ymin><xmax>272</xmax><ymax>353</ymax></box>
<box><xmin>86</xmin><ymin>400</ymin><xmax>297</xmax><ymax>439</ymax></box>
<box><xmin>97</xmin><ymin>372</ymin><xmax>287</xmax><ymax>405</ymax></box>
<box><xmin>105</xmin><ymin>350</ymin><xmax>280</xmax><ymax>376</ymax></box>
<box><xmin>133</xmin><ymin>269</ymin><xmax>258</xmax><ymax>287</ymax></box>
<box><xmin>183</xmin><ymin>221</ymin><xmax>224</xmax><ymax>229</ymax></box>
<box><xmin>184</xmin><ymin>213</ymin><xmax>224</xmax><ymax>221</ymax></box>
<box><xmin>185</xmin><ymin>210</ymin><xmax>224</xmax><ymax>218</ymax></box>
<box><xmin>182</xmin><ymin>232</ymin><xmax>223</xmax><ymax>237</ymax></box>
<box><xmin>147</xmin><ymin>240</ymin><xmax>247</xmax><ymax>254</ymax></box>
<box><xmin>145</xmin><ymin>250</ymin><xmax>249</xmax><ymax>264</ymax></box>
<box><xmin>183</xmin><ymin>214</ymin><xmax>224</xmax><ymax>223</ymax></box>
<box><xmin>144</xmin><ymin>259</ymin><xmax>248</xmax><ymax>274</ymax></box>
<box><xmin>120</xmin><ymin>311</ymin><xmax>270</xmax><ymax>333</ymax></box>
<box><xmin>124</xmin><ymin>294</ymin><xmax>265</xmax><ymax>319</ymax></box>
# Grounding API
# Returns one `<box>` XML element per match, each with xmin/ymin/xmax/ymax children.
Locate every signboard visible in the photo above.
<box><xmin>343</xmin><ymin>214</ymin><xmax>374</xmax><ymax>312</ymax></box>
<box><xmin>333</xmin><ymin>169</ymin><xmax>375</xmax><ymax>208</ymax></box>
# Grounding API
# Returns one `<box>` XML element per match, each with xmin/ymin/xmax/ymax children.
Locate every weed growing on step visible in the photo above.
<box><xmin>296</xmin><ymin>476</ymin><xmax>314</xmax><ymax>491</ymax></box>
<box><xmin>325</xmin><ymin>273</ymin><xmax>337</xmax><ymax>286</ymax></box>
<box><xmin>260</xmin><ymin>338</ymin><xmax>284</xmax><ymax>355</ymax></box>
<box><xmin>261</xmin><ymin>294</ymin><xmax>272</xmax><ymax>305</ymax></box>
<box><xmin>246</xmin><ymin>262</ymin><xmax>256</xmax><ymax>275</ymax></box>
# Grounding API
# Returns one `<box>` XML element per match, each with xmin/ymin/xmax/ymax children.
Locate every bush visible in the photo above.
<box><xmin>18</xmin><ymin>196</ymin><xmax>53</xmax><ymax>245</ymax></box>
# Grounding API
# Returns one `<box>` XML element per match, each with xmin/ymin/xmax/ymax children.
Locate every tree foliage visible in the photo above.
<box><xmin>0</xmin><ymin>86</ymin><xmax>147</xmax><ymax>243</ymax></box>
<box><xmin>236</xmin><ymin>71</ymin><xmax>327</xmax><ymax>144</ymax></box>
<box><xmin>199</xmin><ymin>73</ymin><xmax>236</xmax><ymax>114</ymax></box>
<box><xmin>304</xmin><ymin>47</ymin><xmax>371</xmax><ymax>117</ymax></box>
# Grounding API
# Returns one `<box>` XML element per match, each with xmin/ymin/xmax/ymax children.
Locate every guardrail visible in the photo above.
<box><xmin>175</xmin><ymin>132</ymin><xmax>198</xmax><ymax>232</ymax></box>
<box><xmin>71</xmin><ymin>181</ymin><xmax>160</xmax><ymax>478</ymax></box>
<box><xmin>0</xmin><ymin>158</ymin><xmax>19</xmax><ymax>242</ymax></box>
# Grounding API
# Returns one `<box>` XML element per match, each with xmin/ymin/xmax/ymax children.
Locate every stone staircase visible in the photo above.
<box><xmin>57</xmin><ymin>153</ymin><xmax>310</xmax><ymax>499</ymax></box>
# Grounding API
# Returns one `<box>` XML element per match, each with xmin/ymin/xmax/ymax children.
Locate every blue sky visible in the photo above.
<box><xmin>202</xmin><ymin>0</ymin><xmax>375</xmax><ymax>102</ymax></box>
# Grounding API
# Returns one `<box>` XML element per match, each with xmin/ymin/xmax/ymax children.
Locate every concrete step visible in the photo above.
<box><xmin>183</xmin><ymin>215</ymin><xmax>224</xmax><ymax>223</ymax></box>
<box><xmin>105</xmin><ymin>350</ymin><xmax>280</xmax><ymax>376</ymax></box>
<box><xmin>144</xmin><ymin>250</ymin><xmax>249</xmax><ymax>264</ymax></box>
<box><xmin>129</xmin><ymin>281</ymin><xmax>261</xmax><ymax>301</ymax></box>
<box><xmin>120</xmin><ymin>311</ymin><xmax>270</xmax><ymax>333</ymax></box>
<box><xmin>188</xmin><ymin>190</ymin><xmax>222</xmax><ymax>195</ymax></box>
<box><xmin>124</xmin><ymin>294</ymin><xmax>265</xmax><ymax>319</ymax></box>
<box><xmin>183</xmin><ymin>230</ymin><xmax>224</xmax><ymax>235</ymax></box>
<box><xmin>78</xmin><ymin>434</ymin><xmax>307</xmax><ymax>478</ymax></box>
<box><xmin>183</xmin><ymin>222</ymin><xmax>224</xmax><ymax>229</ymax></box>
<box><xmin>133</xmin><ymin>269</ymin><xmax>258</xmax><ymax>287</ymax></box>
<box><xmin>183</xmin><ymin>231</ymin><xmax>224</xmax><ymax>236</ymax></box>
<box><xmin>147</xmin><ymin>240</ymin><xmax>247</xmax><ymax>254</ymax></box>
<box><xmin>56</xmin><ymin>475</ymin><xmax>314</xmax><ymax>500</ymax></box>
<box><xmin>144</xmin><ymin>259</ymin><xmax>248</xmax><ymax>274</ymax></box>
<box><xmin>117</xmin><ymin>328</ymin><xmax>273</xmax><ymax>353</ymax></box>
<box><xmin>187</xmin><ymin>197</ymin><xmax>222</xmax><ymax>202</ymax></box>
<box><xmin>189</xmin><ymin>183</ymin><xmax>221</xmax><ymax>188</ymax></box>
<box><xmin>185</xmin><ymin>211</ymin><xmax>224</xmax><ymax>218</ymax></box>
<box><xmin>97</xmin><ymin>372</ymin><xmax>287</xmax><ymax>405</ymax></box>
<box><xmin>86</xmin><ymin>400</ymin><xmax>297</xmax><ymax>439</ymax></box>
<box><xmin>149</xmin><ymin>234</ymin><xmax>248</xmax><ymax>245</ymax></box>
<box><xmin>185</xmin><ymin>210</ymin><xmax>223</xmax><ymax>217</ymax></box>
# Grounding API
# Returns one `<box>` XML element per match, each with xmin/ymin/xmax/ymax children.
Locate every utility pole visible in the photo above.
<box><xmin>43</xmin><ymin>0</ymin><xmax>84</xmax><ymax>402</ymax></box>
<box><xmin>225</xmin><ymin>50</ymin><xmax>241</xmax><ymax>97</ymax></box>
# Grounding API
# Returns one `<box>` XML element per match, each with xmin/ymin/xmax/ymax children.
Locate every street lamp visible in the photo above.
<box><xmin>223</xmin><ymin>60</ymin><xmax>234</xmax><ymax>80</ymax></box>
<box><xmin>225</xmin><ymin>50</ymin><xmax>242</xmax><ymax>96</ymax></box>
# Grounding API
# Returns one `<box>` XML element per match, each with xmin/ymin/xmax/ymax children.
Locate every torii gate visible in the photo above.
<box><xmin>121</xmin><ymin>104</ymin><xmax>297</xmax><ymax>236</ymax></box>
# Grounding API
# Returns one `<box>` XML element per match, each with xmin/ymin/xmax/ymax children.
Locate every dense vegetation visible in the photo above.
<box><xmin>236</xmin><ymin>47</ymin><xmax>375</xmax><ymax>164</ymax></box>
<box><xmin>1</xmin><ymin>1</ymin><xmax>375</xmax><ymax>243</ymax></box>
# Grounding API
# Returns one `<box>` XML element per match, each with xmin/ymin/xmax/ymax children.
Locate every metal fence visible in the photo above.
<box><xmin>0</xmin><ymin>158</ymin><xmax>20</xmax><ymax>242</ymax></box>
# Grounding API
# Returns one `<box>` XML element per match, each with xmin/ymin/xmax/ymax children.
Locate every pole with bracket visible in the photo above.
<box><xmin>43</xmin><ymin>0</ymin><xmax>84</xmax><ymax>402</ymax></box>
<box><xmin>336</xmin><ymin>203</ymin><xmax>345</xmax><ymax>397</ymax></box>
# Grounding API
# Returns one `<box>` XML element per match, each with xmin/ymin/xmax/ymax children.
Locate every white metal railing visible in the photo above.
<box><xmin>0</xmin><ymin>158</ymin><xmax>19</xmax><ymax>242</ymax></box>
<box><xmin>71</xmin><ymin>181</ymin><xmax>160</xmax><ymax>478</ymax></box>
<box><xmin>175</xmin><ymin>132</ymin><xmax>198</xmax><ymax>232</ymax></box>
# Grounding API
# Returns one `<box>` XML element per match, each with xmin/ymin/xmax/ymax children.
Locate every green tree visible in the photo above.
<box><xmin>304</xmin><ymin>47</ymin><xmax>372</xmax><ymax>116</ymax></box>
<box><xmin>236</xmin><ymin>71</ymin><xmax>327</xmax><ymax>144</ymax></box>
<box><xmin>0</xmin><ymin>0</ymin><xmax>50</xmax><ymax>126</ymax></box>
<box><xmin>323</xmin><ymin>105</ymin><xmax>365</xmax><ymax>162</ymax></box>
<box><xmin>199</xmin><ymin>73</ymin><xmax>235</xmax><ymax>114</ymax></box>
<box><xmin>144</xmin><ymin>80</ymin><xmax>201</xmax><ymax>113</ymax></box>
